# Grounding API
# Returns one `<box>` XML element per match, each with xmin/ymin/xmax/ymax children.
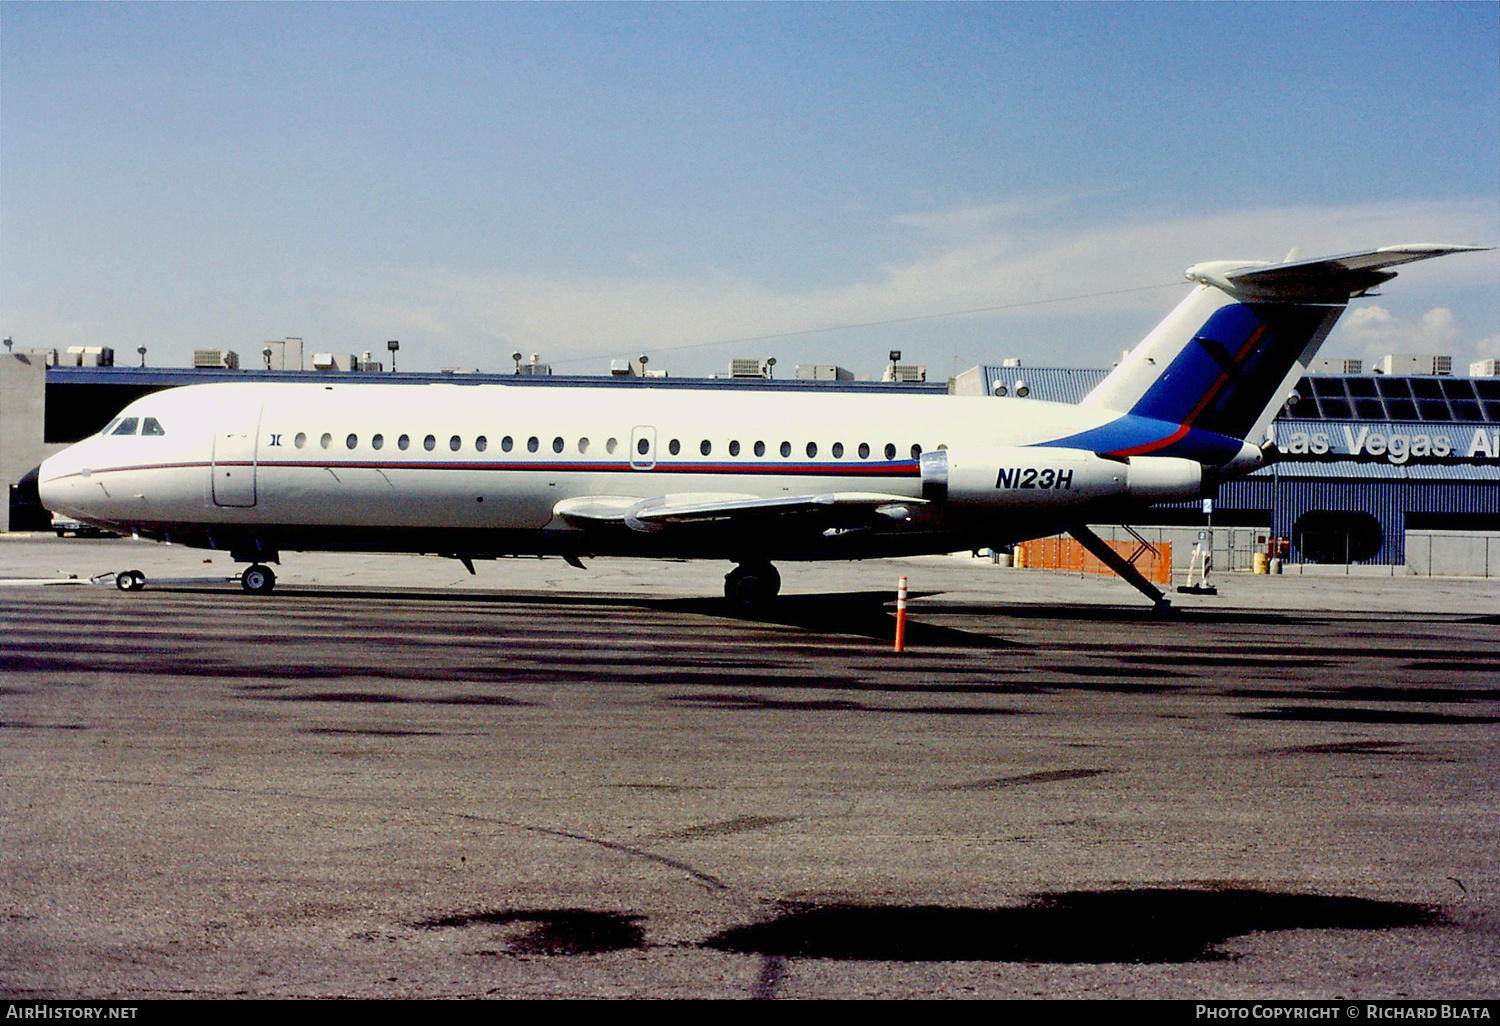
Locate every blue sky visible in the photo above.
<box><xmin>4</xmin><ymin>1</ymin><xmax>1497</xmax><ymax>378</ymax></box>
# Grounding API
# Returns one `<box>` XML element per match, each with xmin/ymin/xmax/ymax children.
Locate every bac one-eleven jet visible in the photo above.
<box><xmin>38</xmin><ymin>243</ymin><xmax>1487</xmax><ymax>606</ymax></box>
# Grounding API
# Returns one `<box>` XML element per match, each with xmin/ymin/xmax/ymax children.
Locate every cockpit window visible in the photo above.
<box><xmin>100</xmin><ymin>417</ymin><xmax>122</xmax><ymax>436</ymax></box>
<box><xmin>112</xmin><ymin>418</ymin><xmax>139</xmax><ymax>436</ymax></box>
<box><xmin>141</xmin><ymin>417</ymin><xmax>165</xmax><ymax>436</ymax></box>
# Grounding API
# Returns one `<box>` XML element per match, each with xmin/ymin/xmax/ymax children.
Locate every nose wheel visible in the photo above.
<box><xmin>115</xmin><ymin>569</ymin><xmax>146</xmax><ymax>591</ymax></box>
<box><xmin>724</xmin><ymin>561</ymin><xmax>780</xmax><ymax>608</ymax></box>
<box><xmin>241</xmin><ymin>564</ymin><xmax>277</xmax><ymax>594</ymax></box>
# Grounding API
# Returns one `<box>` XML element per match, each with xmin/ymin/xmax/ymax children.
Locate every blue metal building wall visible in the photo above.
<box><xmin>1163</xmin><ymin>475</ymin><xmax>1500</xmax><ymax>566</ymax></box>
<box><xmin>1272</xmin><ymin>480</ymin><xmax>1408</xmax><ymax>565</ymax></box>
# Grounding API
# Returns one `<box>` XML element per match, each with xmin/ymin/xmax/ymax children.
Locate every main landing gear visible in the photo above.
<box><xmin>241</xmin><ymin>563</ymin><xmax>276</xmax><ymax>594</ymax></box>
<box><xmin>724</xmin><ymin>561</ymin><xmax>781</xmax><ymax>608</ymax></box>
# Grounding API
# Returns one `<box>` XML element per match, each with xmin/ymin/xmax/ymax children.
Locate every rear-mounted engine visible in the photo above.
<box><xmin>919</xmin><ymin>446</ymin><xmax>1201</xmax><ymax>508</ymax></box>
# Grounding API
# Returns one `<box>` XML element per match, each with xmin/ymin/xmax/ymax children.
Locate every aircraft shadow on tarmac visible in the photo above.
<box><xmin>158</xmin><ymin>584</ymin><xmax>1023</xmax><ymax>648</ymax></box>
<box><xmin>163</xmin><ymin>582</ymin><xmax>1330</xmax><ymax>647</ymax></box>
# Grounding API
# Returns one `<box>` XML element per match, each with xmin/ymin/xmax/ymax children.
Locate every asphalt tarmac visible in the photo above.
<box><xmin>2</xmin><ymin>535</ymin><xmax>1498</xmax><ymax>998</ymax></box>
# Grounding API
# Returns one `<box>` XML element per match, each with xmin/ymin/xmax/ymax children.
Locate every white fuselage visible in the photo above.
<box><xmin>38</xmin><ymin>380</ymin><xmax>1140</xmax><ymax>560</ymax></box>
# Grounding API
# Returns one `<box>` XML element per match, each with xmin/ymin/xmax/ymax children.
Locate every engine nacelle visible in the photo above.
<box><xmin>919</xmin><ymin>447</ymin><xmax>1202</xmax><ymax>508</ymax></box>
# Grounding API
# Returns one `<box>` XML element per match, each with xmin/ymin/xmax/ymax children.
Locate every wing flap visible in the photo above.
<box><xmin>553</xmin><ymin>495</ymin><xmax>640</xmax><ymax>524</ymax></box>
<box><xmin>554</xmin><ymin>491</ymin><xmax>926</xmax><ymax>533</ymax></box>
<box><xmin>632</xmin><ymin>491</ymin><xmax>926</xmax><ymax>525</ymax></box>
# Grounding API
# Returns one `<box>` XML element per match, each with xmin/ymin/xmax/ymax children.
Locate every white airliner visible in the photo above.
<box><xmin>37</xmin><ymin>244</ymin><xmax>1486</xmax><ymax>606</ymax></box>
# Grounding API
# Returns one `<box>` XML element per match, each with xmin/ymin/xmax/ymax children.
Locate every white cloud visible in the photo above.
<box><xmin>1332</xmin><ymin>305</ymin><xmax>1465</xmax><ymax>365</ymax></box>
<box><xmin>337</xmin><ymin>196</ymin><xmax>1498</xmax><ymax>374</ymax></box>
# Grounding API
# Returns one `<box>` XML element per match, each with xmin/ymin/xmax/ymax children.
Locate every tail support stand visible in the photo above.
<box><xmin>1064</xmin><ymin>524</ymin><xmax>1172</xmax><ymax>613</ymax></box>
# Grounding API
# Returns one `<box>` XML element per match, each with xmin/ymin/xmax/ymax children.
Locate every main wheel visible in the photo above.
<box><xmin>241</xmin><ymin>564</ymin><xmax>276</xmax><ymax>594</ymax></box>
<box><xmin>724</xmin><ymin>562</ymin><xmax>781</xmax><ymax>608</ymax></box>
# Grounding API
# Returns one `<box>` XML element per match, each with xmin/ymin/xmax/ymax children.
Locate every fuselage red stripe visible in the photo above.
<box><xmin>50</xmin><ymin>459</ymin><xmax>923</xmax><ymax>481</ymax></box>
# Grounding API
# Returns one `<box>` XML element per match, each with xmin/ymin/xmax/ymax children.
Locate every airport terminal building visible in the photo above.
<box><xmin>5</xmin><ymin>349</ymin><xmax>1499</xmax><ymax>575</ymax></box>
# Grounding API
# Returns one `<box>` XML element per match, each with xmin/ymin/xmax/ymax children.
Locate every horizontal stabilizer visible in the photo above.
<box><xmin>1186</xmin><ymin>244</ymin><xmax>1490</xmax><ymax>302</ymax></box>
<box><xmin>1082</xmin><ymin>243</ymin><xmax>1490</xmax><ymax>450</ymax></box>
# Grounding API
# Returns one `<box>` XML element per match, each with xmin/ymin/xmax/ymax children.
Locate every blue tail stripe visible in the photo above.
<box><xmin>1129</xmin><ymin>305</ymin><xmax>1263</xmax><ymax>425</ymax></box>
<box><xmin>1128</xmin><ymin>303</ymin><xmax>1334</xmax><ymax>439</ymax></box>
<box><xmin>1041</xmin><ymin>415</ymin><xmax>1246</xmax><ymax>465</ymax></box>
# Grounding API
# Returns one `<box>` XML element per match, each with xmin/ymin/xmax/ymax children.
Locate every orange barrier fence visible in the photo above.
<box><xmin>1014</xmin><ymin>537</ymin><xmax>1172</xmax><ymax>585</ymax></box>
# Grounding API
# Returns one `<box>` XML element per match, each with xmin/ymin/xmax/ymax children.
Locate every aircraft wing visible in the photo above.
<box><xmin>555</xmin><ymin>491</ymin><xmax>927</xmax><ymax>532</ymax></box>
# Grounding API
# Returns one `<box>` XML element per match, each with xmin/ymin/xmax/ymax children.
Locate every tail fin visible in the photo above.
<box><xmin>1081</xmin><ymin>244</ymin><xmax>1489</xmax><ymax>445</ymax></box>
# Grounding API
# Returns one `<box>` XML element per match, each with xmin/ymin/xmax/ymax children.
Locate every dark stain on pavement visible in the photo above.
<box><xmin>650</xmin><ymin>815</ymin><xmax>799</xmax><ymax>840</ymax></box>
<box><xmin>303</xmin><ymin>727</ymin><xmax>444</xmax><ymax>737</ymax></box>
<box><xmin>702</xmin><ymin>888</ymin><xmax>1438</xmax><ymax>963</ymax></box>
<box><xmin>412</xmin><ymin>908</ymin><xmax>646</xmax><ymax>955</ymax></box>
<box><xmin>932</xmin><ymin>768</ymin><xmax>1107</xmax><ymax>792</ymax></box>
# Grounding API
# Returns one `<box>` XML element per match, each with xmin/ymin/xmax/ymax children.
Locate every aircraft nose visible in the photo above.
<box><xmin>15</xmin><ymin>465</ymin><xmax>43</xmax><ymax>519</ymax></box>
<box><xmin>36</xmin><ymin>450</ymin><xmax>80</xmax><ymax>513</ymax></box>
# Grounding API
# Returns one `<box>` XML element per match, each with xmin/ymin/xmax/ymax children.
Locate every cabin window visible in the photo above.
<box><xmin>449</xmin><ymin>435</ymin><xmax>462</xmax><ymax>452</ymax></box>
<box><xmin>858</xmin><ymin>442</ymin><xmax>870</xmax><ymax>459</ymax></box>
<box><xmin>606</xmin><ymin>437</ymin><xmax>618</xmax><ymax>454</ymax></box>
<box><xmin>113</xmin><ymin>418</ymin><xmax>139</xmax><ymax>436</ymax></box>
<box><xmin>528</xmin><ymin>436</ymin><xmax>540</xmax><ymax>453</ymax></box>
<box><xmin>142</xmin><ymin>417</ymin><xmax>165</xmax><ymax>437</ymax></box>
<box><xmin>754</xmin><ymin>440</ymin><xmax>766</xmax><ymax>457</ymax></box>
<box><xmin>320</xmin><ymin>433</ymin><xmax>332</xmax><ymax>449</ymax></box>
<box><xmin>831</xmin><ymin>442</ymin><xmax>844</xmax><ymax>459</ymax></box>
<box><xmin>700</xmin><ymin>440</ymin><xmax>712</xmax><ymax>456</ymax></box>
<box><xmin>669</xmin><ymin>439</ymin><xmax>681</xmax><ymax>456</ymax></box>
<box><xmin>910</xmin><ymin>444</ymin><xmax>922</xmax><ymax>459</ymax></box>
<box><xmin>424</xmin><ymin>435</ymin><xmax>436</xmax><ymax>452</ymax></box>
<box><xmin>552</xmin><ymin>436</ymin><xmax>564</xmax><ymax>454</ymax></box>
<box><xmin>501</xmin><ymin>436</ymin><xmax>514</xmax><ymax>452</ymax></box>
<box><xmin>637</xmin><ymin>437</ymin><xmax>649</xmax><ymax>456</ymax></box>
<box><xmin>728</xmin><ymin>440</ymin><xmax>740</xmax><ymax>457</ymax></box>
<box><xmin>780</xmin><ymin>441</ymin><xmax>791</xmax><ymax>458</ymax></box>
<box><xmin>577</xmin><ymin>437</ymin><xmax>589</xmax><ymax>453</ymax></box>
<box><xmin>346</xmin><ymin>434</ymin><xmax>358</xmax><ymax>450</ymax></box>
<box><xmin>398</xmin><ymin>434</ymin><xmax>410</xmax><ymax>451</ymax></box>
<box><xmin>806</xmin><ymin>442</ymin><xmax>818</xmax><ymax>458</ymax></box>
<box><xmin>372</xmin><ymin>434</ymin><xmax>384</xmax><ymax>450</ymax></box>
<box><xmin>884</xmin><ymin>443</ymin><xmax>896</xmax><ymax>460</ymax></box>
<box><xmin>294</xmin><ymin>432</ymin><xmax>307</xmax><ymax>449</ymax></box>
<box><xmin>475</xmin><ymin>436</ymin><xmax>487</xmax><ymax>453</ymax></box>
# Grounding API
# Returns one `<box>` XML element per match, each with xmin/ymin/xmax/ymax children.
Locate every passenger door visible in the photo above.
<box><xmin>211</xmin><ymin>401</ymin><xmax>262</xmax><ymax>507</ymax></box>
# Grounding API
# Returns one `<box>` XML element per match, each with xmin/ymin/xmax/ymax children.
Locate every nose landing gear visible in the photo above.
<box><xmin>241</xmin><ymin>564</ymin><xmax>276</xmax><ymax>594</ymax></box>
